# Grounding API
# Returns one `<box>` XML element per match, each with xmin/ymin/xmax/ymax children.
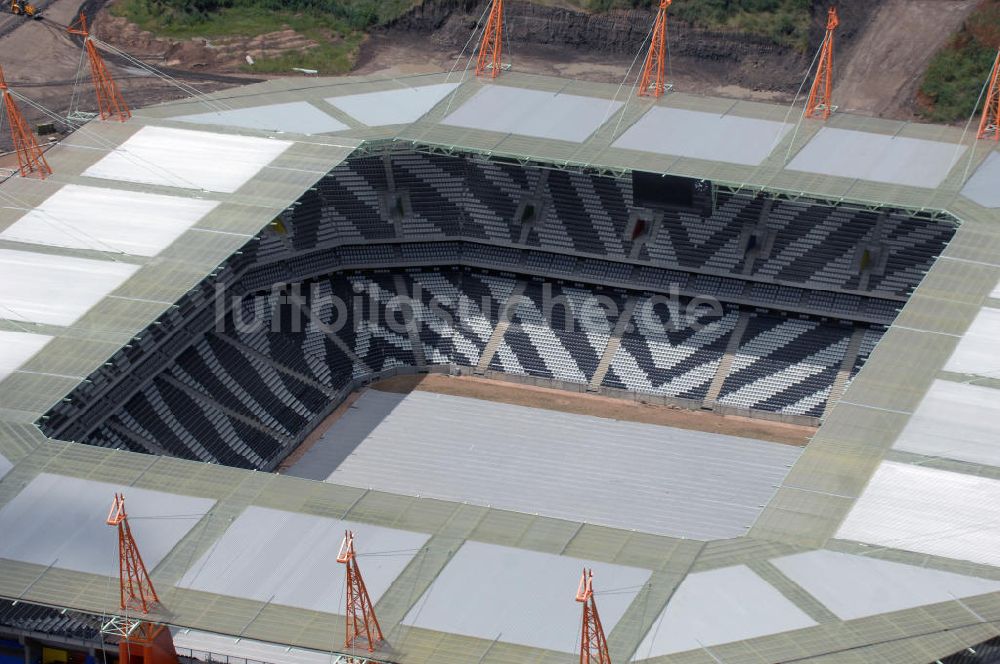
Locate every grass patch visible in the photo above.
<box><xmin>573</xmin><ymin>0</ymin><xmax>811</xmax><ymax>50</ymax></box>
<box><xmin>110</xmin><ymin>0</ymin><xmax>413</xmax><ymax>73</ymax></box>
<box><xmin>919</xmin><ymin>0</ymin><xmax>1000</xmax><ymax>123</ymax></box>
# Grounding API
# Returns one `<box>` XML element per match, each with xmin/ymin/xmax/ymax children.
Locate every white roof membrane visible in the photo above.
<box><xmin>787</xmin><ymin>127</ymin><xmax>965</xmax><ymax>188</ymax></box>
<box><xmin>837</xmin><ymin>461</ymin><xmax>1000</xmax><ymax>567</ymax></box>
<box><xmin>893</xmin><ymin>380</ymin><xmax>1000</xmax><ymax>466</ymax></box>
<box><xmin>83</xmin><ymin>126</ymin><xmax>293</xmax><ymax>193</ymax></box>
<box><xmin>1</xmin><ymin>184</ymin><xmax>219</xmax><ymax>257</ymax></box>
<box><xmin>962</xmin><ymin>151</ymin><xmax>1000</xmax><ymax>208</ymax></box>
<box><xmin>773</xmin><ymin>550</ymin><xmax>1000</xmax><ymax>621</ymax></box>
<box><xmin>173</xmin><ymin>101</ymin><xmax>348</xmax><ymax>135</ymax></box>
<box><xmin>172</xmin><ymin>630</ymin><xmax>333</xmax><ymax>664</ymax></box>
<box><xmin>324</xmin><ymin>391</ymin><xmax>801</xmax><ymax>540</ymax></box>
<box><xmin>0</xmin><ymin>473</ymin><xmax>214</xmax><ymax>575</ymax></box>
<box><xmin>0</xmin><ymin>249</ymin><xmax>139</xmax><ymax>326</ymax></box>
<box><xmin>327</xmin><ymin>83</ymin><xmax>460</xmax><ymax>126</ymax></box>
<box><xmin>176</xmin><ymin>506</ymin><xmax>428</xmax><ymax>612</ymax></box>
<box><xmin>0</xmin><ymin>452</ymin><xmax>11</xmax><ymax>481</ymax></box>
<box><xmin>402</xmin><ymin>541</ymin><xmax>650</xmax><ymax>653</ymax></box>
<box><xmin>613</xmin><ymin>107</ymin><xmax>791</xmax><ymax>166</ymax></box>
<box><xmin>944</xmin><ymin>307</ymin><xmax>1000</xmax><ymax>377</ymax></box>
<box><xmin>0</xmin><ymin>330</ymin><xmax>53</xmax><ymax>383</ymax></box>
<box><xmin>441</xmin><ymin>85</ymin><xmax>622</xmax><ymax>143</ymax></box>
<box><xmin>633</xmin><ymin>565</ymin><xmax>816</xmax><ymax>659</ymax></box>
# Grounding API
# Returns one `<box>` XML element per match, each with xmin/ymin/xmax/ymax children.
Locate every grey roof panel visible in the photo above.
<box><xmin>326</xmin><ymin>83</ymin><xmax>460</xmax><ymax>126</ymax></box>
<box><xmin>402</xmin><ymin>540</ymin><xmax>650</xmax><ymax>653</ymax></box>
<box><xmin>893</xmin><ymin>380</ymin><xmax>1000</xmax><ymax>466</ymax></box>
<box><xmin>441</xmin><ymin>84</ymin><xmax>622</xmax><ymax>143</ymax></box>
<box><xmin>0</xmin><ymin>451</ymin><xmax>9</xmax><ymax>481</ymax></box>
<box><xmin>962</xmin><ymin>151</ymin><xmax>1000</xmax><ymax>207</ymax></box>
<box><xmin>612</xmin><ymin>106</ymin><xmax>790</xmax><ymax>166</ymax></box>
<box><xmin>633</xmin><ymin>564</ymin><xmax>816</xmax><ymax>658</ymax></box>
<box><xmin>773</xmin><ymin>550</ymin><xmax>1000</xmax><ymax>621</ymax></box>
<box><xmin>176</xmin><ymin>505</ymin><xmax>429</xmax><ymax>612</ymax></box>
<box><xmin>0</xmin><ymin>473</ymin><xmax>215</xmax><ymax>576</ymax></box>
<box><xmin>173</xmin><ymin>101</ymin><xmax>349</xmax><ymax>135</ymax></box>
<box><xmin>787</xmin><ymin>127</ymin><xmax>966</xmax><ymax>188</ymax></box>
<box><xmin>322</xmin><ymin>390</ymin><xmax>801</xmax><ymax>540</ymax></box>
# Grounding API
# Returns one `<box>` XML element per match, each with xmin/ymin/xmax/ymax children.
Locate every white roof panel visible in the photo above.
<box><xmin>633</xmin><ymin>564</ymin><xmax>816</xmax><ymax>658</ymax></box>
<box><xmin>323</xmin><ymin>390</ymin><xmax>801</xmax><ymax>540</ymax></box>
<box><xmin>176</xmin><ymin>506</ymin><xmax>428</xmax><ymax>612</ymax></box>
<box><xmin>944</xmin><ymin>307</ymin><xmax>1000</xmax><ymax>377</ymax></box>
<box><xmin>174</xmin><ymin>101</ymin><xmax>348</xmax><ymax>135</ymax></box>
<box><xmin>893</xmin><ymin>380</ymin><xmax>1000</xmax><ymax>466</ymax></box>
<box><xmin>0</xmin><ymin>473</ymin><xmax>214</xmax><ymax>575</ymax></box>
<box><xmin>441</xmin><ymin>85</ymin><xmax>622</xmax><ymax>143</ymax></box>
<box><xmin>0</xmin><ymin>249</ymin><xmax>139</xmax><ymax>326</ymax></box>
<box><xmin>613</xmin><ymin>107</ymin><xmax>790</xmax><ymax>166</ymax></box>
<box><xmin>0</xmin><ymin>330</ymin><xmax>53</xmax><ymax>383</ymax></box>
<box><xmin>403</xmin><ymin>540</ymin><xmax>649</xmax><ymax>653</ymax></box>
<box><xmin>962</xmin><ymin>151</ymin><xmax>1000</xmax><ymax>208</ymax></box>
<box><xmin>327</xmin><ymin>82</ymin><xmax>460</xmax><ymax>126</ymax></box>
<box><xmin>1</xmin><ymin>185</ymin><xmax>219</xmax><ymax>257</ymax></box>
<box><xmin>837</xmin><ymin>461</ymin><xmax>1000</xmax><ymax>567</ymax></box>
<box><xmin>0</xmin><ymin>452</ymin><xmax>11</xmax><ymax>481</ymax></box>
<box><xmin>83</xmin><ymin>126</ymin><xmax>292</xmax><ymax>193</ymax></box>
<box><xmin>787</xmin><ymin>127</ymin><xmax>965</xmax><ymax>188</ymax></box>
<box><xmin>773</xmin><ymin>550</ymin><xmax>1000</xmax><ymax>621</ymax></box>
<box><xmin>172</xmin><ymin>630</ymin><xmax>332</xmax><ymax>664</ymax></box>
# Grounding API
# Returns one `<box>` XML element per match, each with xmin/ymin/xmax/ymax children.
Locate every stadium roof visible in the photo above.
<box><xmin>0</xmin><ymin>71</ymin><xmax>999</xmax><ymax>663</ymax></box>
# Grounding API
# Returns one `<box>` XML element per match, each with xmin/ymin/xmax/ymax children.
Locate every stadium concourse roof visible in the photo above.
<box><xmin>0</xmin><ymin>70</ymin><xmax>999</xmax><ymax>663</ymax></box>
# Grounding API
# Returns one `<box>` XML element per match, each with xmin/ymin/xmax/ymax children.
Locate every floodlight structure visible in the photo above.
<box><xmin>637</xmin><ymin>0</ymin><xmax>672</xmax><ymax>97</ymax></box>
<box><xmin>0</xmin><ymin>66</ymin><xmax>51</xmax><ymax>179</ymax></box>
<box><xmin>67</xmin><ymin>13</ymin><xmax>131</xmax><ymax>122</ymax></box>
<box><xmin>337</xmin><ymin>530</ymin><xmax>384</xmax><ymax>653</ymax></box>
<box><xmin>576</xmin><ymin>568</ymin><xmax>611</xmax><ymax>664</ymax></box>
<box><xmin>805</xmin><ymin>7</ymin><xmax>839</xmax><ymax>119</ymax></box>
<box><xmin>978</xmin><ymin>48</ymin><xmax>1000</xmax><ymax>140</ymax></box>
<box><xmin>475</xmin><ymin>0</ymin><xmax>506</xmax><ymax>77</ymax></box>
<box><xmin>103</xmin><ymin>493</ymin><xmax>178</xmax><ymax>664</ymax></box>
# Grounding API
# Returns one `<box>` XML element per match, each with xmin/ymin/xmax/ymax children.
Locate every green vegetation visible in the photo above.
<box><xmin>111</xmin><ymin>0</ymin><xmax>416</xmax><ymax>74</ymax></box>
<box><xmin>919</xmin><ymin>0</ymin><xmax>1000</xmax><ymax>123</ymax></box>
<box><xmin>579</xmin><ymin>0</ymin><xmax>811</xmax><ymax>50</ymax></box>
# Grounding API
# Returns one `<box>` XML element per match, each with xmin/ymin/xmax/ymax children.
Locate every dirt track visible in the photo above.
<box><xmin>833</xmin><ymin>0</ymin><xmax>979</xmax><ymax>117</ymax></box>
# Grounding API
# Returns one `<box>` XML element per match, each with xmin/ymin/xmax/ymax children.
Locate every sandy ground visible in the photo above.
<box><xmin>833</xmin><ymin>0</ymin><xmax>979</xmax><ymax>118</ymax></box>
<box><xmin>279</xmin><ymin>372</ymin><xmax>817</xmax><ymax>474</ymax></box>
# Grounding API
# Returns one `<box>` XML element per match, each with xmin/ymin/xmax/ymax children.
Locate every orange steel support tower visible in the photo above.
<box><xmin>337</xmin><ymin>530</ymin><xmax>384</xmax><ymax>653</ymax></box>
<box><xmin>0</xmin><ymin>66</ymin><xmax>51</xmax><ymax>179</ymax></box>
<box><xmin>637</xmin><ymin>0</ymin><xmax>672</xmax><ymax>97</ymax></box>
<box><xmin>805</xmin><ymin>7</ymin><xmax>839</xmax><ymax>119</ymax></box>
<box><xmin>978</xmin><ymin>48</ymin><xmax>1000</xmax><ymax>140</ymax></box>
<box><xmin>105</xmin><ymin>493</ymin><xmax>179</xmax><ymax>664</ymax></box>
<box><xmin>576</xmin><ymin>569</ymin><xmax>611</xmax><ymax>664</ymax></box>
<box><xmin>475</xmin><ymin>0</ymin><xmax>505</xmax><ymax>77</ymax></box>
<box><xmin>67</xmin><ymin>13</ymin><xmax>130</xmax><ymax>122</ymax></box>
